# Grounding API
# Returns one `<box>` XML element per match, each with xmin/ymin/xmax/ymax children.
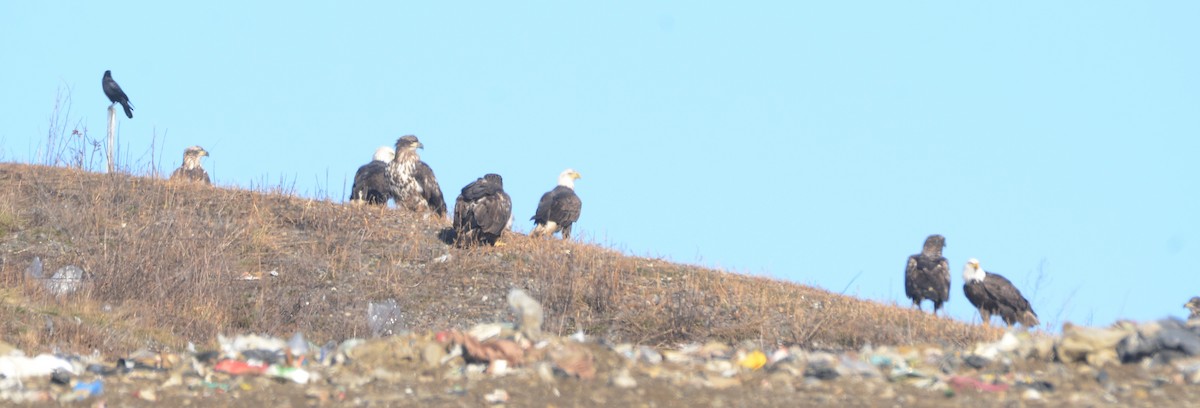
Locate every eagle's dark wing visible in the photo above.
<box><xmin>531</xmin><ymin>190</ymin><xmax>555</xmax><ymax>223</ymax></box>
<box><xmin>904</xmin><ymin>256</ymin><xmax>919</xmax><ymax>300</ymax></box>
<box><xmin>983</xmin><ymin>273</ymin><xmax>1032</xmax><ymax>312</ymax></box>
<box><xmin>476</xmin><ymin>191</ymin><xmax>512</xmax><ymax>236</ymax></box>
<box><xmin>550</xmin><ymin>187</ymin><xmax>582</xmax><ymax>225</ymax></box>
<box><xmin>453</xmin><ymin>194</ymin><xmax>471</xmax><ymax>231</ymax></box>
<box><xmin>351</xmin><ymin>161</ymin><xmax>391</xmax><ymax>204</ymax></box>
<box><xmin>460</xmin><ymin>176</ymin><xmax>501</xmax><ymax>202</ymax></box>
<box><xmin>414</xmin><ymin>161</ymin><xmax>446</xmax><ymax>217</ymax></box>
<box><xmin>934</xmin><ymin>257</ymin><xmax>950</xmax><ymax>302</ymax></box>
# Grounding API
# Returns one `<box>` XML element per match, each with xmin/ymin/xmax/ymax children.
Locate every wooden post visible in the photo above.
<box><xmin>107</xmin><ymin>105</ymin><xmax>116</xmax><ymax>173</ymax></box>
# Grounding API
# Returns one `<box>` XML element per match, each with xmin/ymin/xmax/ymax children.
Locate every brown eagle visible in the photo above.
<box><xmin>386</xmin><ymin>135</ymin><xmax>447</xmax><ymax>218</ymax></box>
<box><xmin>453</xmin><ymin>173</ymin><xmax>513</xmax><ymax>247</ymax></box>
<box><xmin>1186</xmin><ymin>297</ymin><xmax>1200</xmax><ymax>320</ymax></box>
<box><xmin>169</xmin><ymin>146</ymin><xmax>210</xmax><ymax>184</ymax></box>
<box><xmin>904</xmin><ymin>234</ymin><xmax>950</xmax><ymax>315</ymax></box>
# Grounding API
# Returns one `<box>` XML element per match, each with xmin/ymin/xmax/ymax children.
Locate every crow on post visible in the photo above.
<box><xmin>102</xmin><ymin>70</ymin><xmax>134</xmax><ymax>119</ymax></box>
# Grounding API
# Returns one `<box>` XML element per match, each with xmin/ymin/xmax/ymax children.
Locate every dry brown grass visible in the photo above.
<box><xmin>0</xmin><ymin>163</ymin><xmax>1001</xmax><ymax>355</ymax></box>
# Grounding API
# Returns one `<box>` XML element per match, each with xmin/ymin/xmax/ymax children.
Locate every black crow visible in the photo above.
<box><xmin>102</xmin><ymin>70</ymin><xmax>134</xmax><ymax>119</ymax></box>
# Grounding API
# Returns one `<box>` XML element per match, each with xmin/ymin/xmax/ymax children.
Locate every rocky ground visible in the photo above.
<box><xmin>5</xmin><ymin>290</ymin><xmax>1200</xmax><ymax>407</ymax></box>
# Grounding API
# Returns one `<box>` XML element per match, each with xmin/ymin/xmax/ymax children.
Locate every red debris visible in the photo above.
<box><xmin>214</xmin><ymin>359</ymin><xmax>268</xmax><ymax>376</ymax></box>
<box><xmin>947</xmin><ymin>376</ymin><xmax>1010</xmax><ymax>393</ymax></box>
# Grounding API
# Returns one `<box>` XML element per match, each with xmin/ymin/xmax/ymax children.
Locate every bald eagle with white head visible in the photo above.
<box><xmin>905</xmin><ymin>234</ymin><xmax>950</xmax><ymax>315</ymax></box>
<box><xmin>170</xmin><ymin>146</ymin><xmax>210</xmax><ymax>184</ymax></box>
<box><xmin>531</xmin><ymin>168</ymin><xmax>582</xmax><ymax>239</ymax></box>
<box><xmin>386</xmin><ymin>135</ymin><xmax>447</xmax><ymax>218</ymax></box>
<box><xmin>962</xmin><ymin>258</ymin><xmax>1039</xmax><ymax>327</ymax></box>
<box><xmin>350</xmin><ymin>146</ymin><xmax>395</xmax><ymax>205</ymax></box>
<box><xmin>453</xmin><ymin>173</ymin><xmax>513</xmax><ymax>247</ymax></box>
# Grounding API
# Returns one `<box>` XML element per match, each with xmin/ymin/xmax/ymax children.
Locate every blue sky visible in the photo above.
<box><xmin>2</xmin><ymin>2</ymin><xmax>1197</xmax><ymax>330</ymax></box>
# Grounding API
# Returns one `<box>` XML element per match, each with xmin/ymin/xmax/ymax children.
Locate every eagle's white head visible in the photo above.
<box><xmin>372</xmin><ymin>146</ymin><xmax>395</xmax><ymax>162</ymax></box>
<box><xmin>557</xmin><ymin>168</ymin><xmax>582</xmax><ymax>189</ymax></box>
<box><xmin>962</xmin><ymin>258</ymin><xmax>985</xmax><ymax>283</ymax></box>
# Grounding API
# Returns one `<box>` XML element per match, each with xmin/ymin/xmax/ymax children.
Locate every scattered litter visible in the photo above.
<box><xmin>947</xmin><ymin>376</ymin><xmax>1009</xmax><ymax>393</ymax></box>
<box><xmin>0</xmin><ymin>287</ymin><xmax>1197</xmax><ymax>405</ymax></box>
<box><xmin>441</xmin><ymin>331</ymin><xmax>526</xmax><ymax>366</ymax></box>
<box><xmin>1058</xmin><ymin>322</ymin><xmax>1133</xmax><ymax>366</ymax></box>
<box><xmin>611</xmin><ymin>368</ymin><xmax>637</xmax><ymax>388</ymax></box>
<box><xmin>549</xmin><ymin>343</ymin><xmax>596</xmax><ymax>380</ymax></box>
<box><xmin>214</xmin><ymin>359</ymin><xmax>267</xmax><ymax>376</ymax></box>
<box><xmin>0</xmin><ymin>354</ymin><xmax>76</xmax><ymax>379</ymax></box>
<box><xmin>367</xmin><ymin>299</ymin><xmax>404</xmax><ymax>337</ymax></box>
<box><xmin>738</xmin><ymin>350</ymin><xmax>766</xmax><ymax>370</ymax></box>
<box><xmin>267</xmin><ymin>365</ymin><xmax>311</xmax><ymax>384</ymax></box>
<box><xmin>483</xmin><ymin>389</ymin><xmax>509</xmax><ymax>404</ymax></box>
<box><xmin>508</xmin><ymin>289</ymin><xmax>544</xmax><ymax>341</ymax></box>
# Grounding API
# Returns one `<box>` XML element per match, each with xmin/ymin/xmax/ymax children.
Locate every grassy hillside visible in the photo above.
<box><xmin>0</xmin><ymin>163</ymin><xmax>999</xmax><ymax>354</ymax></box>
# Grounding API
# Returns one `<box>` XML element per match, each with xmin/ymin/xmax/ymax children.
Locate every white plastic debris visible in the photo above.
<box><xmin>0</xmin><ymin>354</ymin><xmax>76</xmax><ymax>380</ymax></box>
<box><xmin>467</xmin><ymin>323</ymin><xmax>508</xmax><ymax>342</ymax></box>
<box><xmin>367</xmin><ymin>299</ymin><xmax>403</xmax><ymax>337</ymax></box>
<box><xmin>508</xmin><ymin>288</ymin><xmax>544</xmax><ymax>340</ymax></box>
<box><xmin>484</xmin><ymin>389</ymin><xmax>509</xmax><ymax>404</ymax></box>
<box><xmin>287</xmin><ymin>332</ymin><xmax>309</xmax><ymax>356</ymax></box>
<box><xmin>972</xmin><ymin>331</ymin><xmax>1022</xmax><ymax>360</ymax></box>
<box><xmin>218</xmin><ymin>334</ymin><xmax>287</xmax><ymax>359</ymax></box>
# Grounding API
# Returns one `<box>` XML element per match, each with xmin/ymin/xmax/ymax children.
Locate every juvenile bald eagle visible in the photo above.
<box><xmin>905</xmin><ymin>234</ymin><xmax>950</xmax><ymax>315</ymax></box>
<box><xmin>1186</xmin><ymin>297</ymin><xmax>1200</xmax><ymax>320</ymax></box>
<box><xmin>350</xmin><ymin>146</ymin><xmax>395</xmax><ymax>205</ymax></box>
<box><xmin>962</xmin><ymin>258</ymin><xmax>1039</xmax><ymax>327</ymax></box>
<box><xmin>102</xmin><ymin>70</ymin><xmax>134</xmax><ymax>119</ymax></box>
<box><xmin>453</xmin><ymin>173</ymin><xmax>513</xmax><ymax>247</ymax></box>
<box><xmin>531</xmin><ymin>168</ymin><xmax>582</xmax><ymax>239</ymax></box>
<box><xmin>170</xmin><ymin>146</ymin><xmax>210</xmax><ymax>184</ymax></box>
<box><xmin>386</xmin><ymin>135</ymin><xmax>447</xmax><ymax>217</ymax></box>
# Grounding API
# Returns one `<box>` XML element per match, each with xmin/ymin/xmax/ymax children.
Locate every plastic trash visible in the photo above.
<box><xmin>367</xmin><ymin>299</ymin><xmax>403</xmax><ymax>337</ymax></box>
<box><xmin>0</xmin><ymin>354</ymin><xmax>76</xmax><ymax>379</ymax></box>
<box><xmin>72</xmin><ymin>379</ymin><xmax>103</xmax><ymax>397</ymax></box>
<box><xmin>266</xmin><ymin>365</ymin><xmax>311</xmax><ymax>384</ymax></box>
<box><xmin>213</xmin><ymin>359</ymin><xmax>268</xmax><ymax>376</ymax></box>
<box><xmin>738</xmin><ymin>350</ymin><xmax>766</xmax><ymax>370</ymax></box>
<box><xmin>508</xmin><ymin>289</ymin><xmax>544</xmax><ymax>340</ymax></box>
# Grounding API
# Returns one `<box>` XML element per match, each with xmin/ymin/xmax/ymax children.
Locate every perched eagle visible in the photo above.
<box><xmin>350</xmin><ymin>146</ymin><xmax>395</xmax><ymax>205</ymax></box>
<box><xmin>453</xmin><ymin>173</ymin><xmax>513</xmax><ymax>247</ymax></box>
<box><xmin>962</xmin><ymin>258</ymin><xmax>1039</xmax><ymax>327</ymax></box>
<box><xmin>904</xmin><ymin>234</ymin><xmax>950</xmax><ymax>315</ymax></box>
<box><xmin>1186</xmin><ymin>297</ymin><xmax>1200</xmax><ymax>320</ymax></box>
<box><xmin>531</xmin><ymin>168</ymin><xmax>582</xmax><ymax>239</ymax></box>
<box><xmin>102</xmin><ymin>70</ymin><xmax>134</xmax><ymax>119</ymax></box>
<box><xmin>386</xmin><ymin>135</ymin><xmax>447</xmax><ymax>217</ymax></box>
<box><xmin>169</xmin><ymin>146</ymin><xmax>210</xmax><ymax>184</ymax></box>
